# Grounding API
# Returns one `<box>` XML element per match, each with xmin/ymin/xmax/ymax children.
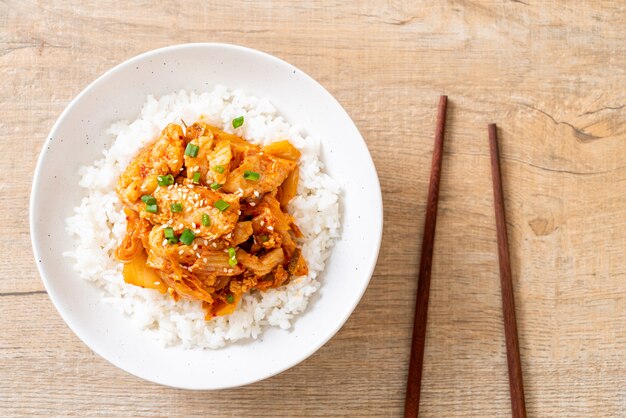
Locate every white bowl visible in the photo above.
<box><xmin>30</xmin><ymin>43</ymin><xmax>382</xmax><ymax>390</ymax></box>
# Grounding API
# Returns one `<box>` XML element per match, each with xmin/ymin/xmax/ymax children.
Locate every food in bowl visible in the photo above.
<box><xmin>64</xmin><ymin>87</ymin><xmax>340</xmax><ymax>349</ymax></box>
<box><xmin>116</xmin><ymin>120</ymin><xmax>309</xmax><ymax>318</ymax></box>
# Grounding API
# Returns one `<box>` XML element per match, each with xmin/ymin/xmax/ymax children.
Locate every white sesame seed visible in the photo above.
<box><xmin>223</xmin><ymin>268</ymin><xmax>228</xmax><ymax>273</ymax></box>
<box><xmin>203</xmin><ymin>258</ymin><xmax>207</xmax><ymax>263</ymax></box>
<box><xmin>162</xmin><ymin>239</ymin><xmax>167</xmax><ymax>246</ymax></box>
<box><xmin>204</xmin><ymin>240</ymin><xmax>208</xmax><ymax>245</ymax></box>
<box><xmin>227</xmin><ymin>269</ymin><xmax>233</xmax><ymax>274</ymax></box>
<box><xmin>249</xmin><ymin>202</ymin><xmax>256</xmax><ymax>207</ymax></box>
<box><xmin>193</xmin><ymin>244</ymin><xmax>198</xmax><ymax>250</ymax></box>
<box><xmin>195</xmin><ymin>229</ymin><xmax>201</xmax><ymax>234</ymax></box>
<box><xmin>178</xmin><ymin>250</ymin><xmax>184</xmax><ymax>255</ymax></box>
<box><xmin>212</xmin><ymin>243</ymin><xmax>217</xmax><ymax>248</ymax></box>
<box><xmin>260</xmin><ymin>221</ymin><xmax>265</xmax><ymax>226</ymax></box>
<box><xmin>179</xmin><ymin>223</ymin><xmax>184</xmax><ymax>229</ymax></box>
<box><xmin>254</xmin><ymin>190</ymin><xmax>260</xmax><ymax>197</ymax></box>
<box><xmin>154</xmin><ymin>281</ymin><xmax>160</xmax><ymax>285</ymax></box>
<box><xmin>196</xmin><ymin>252</ymin><xmax>201</xmax><ymax>257</ymax></box>
<box><xmin>267</xmin><ymin>226</ymin><xmax>274</xmax><ymax>231</ymax></box>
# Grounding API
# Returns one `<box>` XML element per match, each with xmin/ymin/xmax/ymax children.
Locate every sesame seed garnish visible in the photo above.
<box><xmin>196</xmin><ymin>252</ymin><xmax>201</xmax><ymax>257</ymax></box>
<box><xmin>178</xmin><ymin>250</ymin><xmax>184</xmax><ymax>255</ymax></box>
<box><xmin>162</xmin><ymin>239</ymin><xmax>167</xmax><ymax>246</ymax></box>
<box><xmin>253</xmin><ymin>191</ymin><xmax>260</xmax><ymax>198</ymax></box>
<box><xmin>223</xmin><ymin>268</ymin><xmax>228</xmax><ymax>273</ymax></box>
<box><xmin>249</xmin><ymin>202</ymin><xmax>256</xmax><ymax>207</ymax></box>
<box><xmin>267</xmin><ymin>226</ymin><xmax>274</xmax><ymax>231</ymax></box>
<box><xmin>154</xmin><ymin>281</ymin><xmax>160</xmax><ymax>285</ymax></box>
<box><xmin>187</xmin><ymin>184</ymin><xmax>193</xmax><ymax>189</ymax></box>
<box><xmin>203</xmin><ymin>258</ymin><xmax>207</xmax><ymax>263</ymax></box>
<box><xmin>260</xmin><ymin>221</ymin><xmax>265</xmax><ymax>226</ymax></box>
<box><xmin>204</xmin><ymin>240</ymin><xmax>208</xmax><ymax>245</ymax></box>
<box><xmin>193</xmin><ymin>244</ymin><xmax>198</xmax><ymax>250</ymax></box>
<box><xmin>227</xmin><ymin>269</ymin><xmax>233</xmax><ymax>274</ymax></box>
<box><xmin>212</xmin><ymin>243</ymin><xmax>217</xmax><ymax>248</ymax></box>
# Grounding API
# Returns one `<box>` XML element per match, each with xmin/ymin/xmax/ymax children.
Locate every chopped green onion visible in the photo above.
<box><xmin>226</xmin><ymin>293</ymin><xmax>235</xmax><ymax>304</ymax></box>
<box><xmin>232</xmin><ymin>116</ymin><xmax>244</xmax><ymax>129</ymax></box>
<box><xmin>213</xmin><ymin>165</ymin><xmax>225</xmax><ymax>174</ymax></box>
<box><xmin>164</xmin><ymin>227</ymin><xmax>179</xmax><ymax>244</ymax></box>
<box><xmin>228</xmin><ymin>247</ymin><xmax>237</xmax><ymax>267</ymax></box>
<box><xmin>243</xmin><ymin>170</ymin><xmax>260</xmax><ymax>181</ymax></box>
<box><xmin>259</xmin><ymin>235</ymin><xmax>269</xmax><ymax>243</ymax></box>
<box><xmin>192</xmin><ymin>171</ymin><xmax>201</xmax><ymax>184</ymax></box>
<box><xmin>179</xmin><ymin>228</ymin><xmax>196</xmax><ymax>245</ymax></box>
<box><xmin>157</xmin><ymin>174</ymin><xmax>174</xmax><ymax>186</ymax></box>
<box><xmin>202</xmin><ymin>213</ymin><xmax>211</xmax><ymax>227</ymax></box>
<box><xmin>170</xmin><ymin>202</ymin><xmax>183</xmax><ymax>213</ymax></box>
<box><xmin>145</xmin><ymin>203</ymin><xmax>158</xmax><ymax>213</ymax></box>
<box><xmin>210</xmin><ymin>182</ymin><xmax>222</xmax><ymax>190</ymax></box>
<box><xmin>141</xmin><ymin>195</ymin><xmax>156</xmax><ymax>205</ymax></box>
<box><xmin>185</xmin><ymin>143</ymin><xmax>199</xmax><ymax>158</ymax></box>
<box><xmin>214</xmin><ymin>199</ymin><xmax>230</xmax><ymax>212</ymax></box>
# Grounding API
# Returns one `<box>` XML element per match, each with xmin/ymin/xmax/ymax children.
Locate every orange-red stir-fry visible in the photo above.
<box><xmin>114</xmin><ymin>121</ymin><xmax>308</xmax><ymax>317</ymax></box>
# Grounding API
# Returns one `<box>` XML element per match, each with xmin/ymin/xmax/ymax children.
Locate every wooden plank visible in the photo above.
<box><xmin>1</xmin><ymin>1</ymin><xmax>625</xmax><ymax>416</ymax></box>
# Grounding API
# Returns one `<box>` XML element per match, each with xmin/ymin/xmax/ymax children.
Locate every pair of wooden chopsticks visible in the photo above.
<box><xmin>404</xmin><ymin>96</ymin><xmax>527</xmax><ymax>418</ymax></box>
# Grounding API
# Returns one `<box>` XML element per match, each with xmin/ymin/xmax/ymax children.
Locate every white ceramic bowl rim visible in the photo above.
<box><xmin>30</xmin><ymin>43</ymin><xmax>383</xmax><ymax>389</ymax></box>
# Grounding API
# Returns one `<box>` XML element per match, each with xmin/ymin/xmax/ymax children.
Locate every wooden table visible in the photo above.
<box><xmin>2</xmin><ymin>1</ymin><xmax>625</xmax><ymax>416</ymax></box>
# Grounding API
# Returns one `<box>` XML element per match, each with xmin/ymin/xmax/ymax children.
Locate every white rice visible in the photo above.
<box><xmin>63</xmin><ymin>86</ymin><xmax>340</xmax><ymax>349</ymax></box>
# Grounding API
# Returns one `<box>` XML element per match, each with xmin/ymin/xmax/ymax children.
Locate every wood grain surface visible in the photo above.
<box><xmin>1</xmin><ymin>1</ymin><xmax>625</xmax><ymax>416</ymax></box>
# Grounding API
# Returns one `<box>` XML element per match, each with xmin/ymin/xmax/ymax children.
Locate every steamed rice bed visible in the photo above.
<box><xmin>64</xmin><ymin>86</ymin><xmax>340</xmax><ymax>349</ymax></box>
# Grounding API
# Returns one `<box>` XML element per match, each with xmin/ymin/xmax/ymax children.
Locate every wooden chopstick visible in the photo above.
<box><xmin>404</xmin><ymin>95</ymin><xmax>448</xmax><ymax>418</ymax></box>
<box><xmin>488</xmin><ymin>123</ymin><xmax>527</xmax><ymax>418</ymax></box>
